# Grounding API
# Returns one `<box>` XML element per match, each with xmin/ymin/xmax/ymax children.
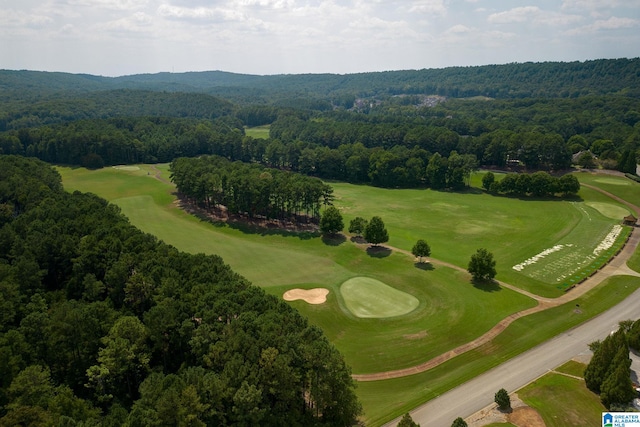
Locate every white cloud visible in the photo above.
<box><xmin>488</xmin><ymin>6</ymin><xmax>582</xmax><ymax>26</ymax></box>
<box><xmin>408</xmin><ymin>0</ymin><xmax>447</xmax><ymax>15</ymax></box>
<box><xmin>445</xmin><ymin>24</ymin><xmax>472</xmax><ymax>34</ymax></box>
<box><xmin>66</xmin><ymin>0</ymin><xmax>149</xmax><ymax>10</ymax></box>
<box><xmin>488</xmin><ymin>6</ymin><xmax>540</xmax><ymax>24</ymax></box>
<box><xmin>157</xmin><ymin>4</ymin><xmax>246</xmax><ymax>22</ymax></box>
<box><xmin>566</xmin><ymin>16</ymin><xmax>639</xmax><ymax>34</ymax></box>
<box><xmin>100</xmin><ymin>12</ymin><xmax>153</xmax><ymax>32</ymax></box>
<box><xmin>237</xmin><ymin>0</ymin><xmax>295</xmax><ymax>9</ymax></box>
<box><xmin>562</xmin><ymin>0</ymin><xmax>640</xmax><ymax>11</ymax></box>
<box><xmin>0</xmin><ymin>9</ymin><xmax>54</xmax><ymax>29</ymax></box>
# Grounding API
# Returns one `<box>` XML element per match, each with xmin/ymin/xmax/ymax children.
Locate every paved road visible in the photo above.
<box><xmin>384</xmin><ymin>284</ymin><xmax>640</xmax><ymax>427</ymax></box>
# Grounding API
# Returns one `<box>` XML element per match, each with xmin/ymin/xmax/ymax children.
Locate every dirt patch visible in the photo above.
<box><xmin>466</xmin><ymin>394</ymin><xmax>545</xmax><ymax>427</ymax></box>
<box><xmin>508</xmin><ymin>406</ymin><xmax>545</xmax><ymax>427</ymax></box>
<box><xmin>175</xmin><ymin>196</ymin><xmax>320</xmax><ymax>234</ymax></box>
<box><xmin>403</xmin><ymin>330</ymin><xmax>428</xmax><ymax>340</ymax></box>
<box><xmin>283</xmin><ymin>288</ymin><xmax>329</xmax><ymax>304</ymax></box>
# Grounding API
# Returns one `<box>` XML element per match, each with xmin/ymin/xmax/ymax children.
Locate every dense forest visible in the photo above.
<box><xmin>0</xmin><ymin>155</ymin><xmax>361</xmax><ymax>426</ymax></box>
<box><xmin>2</xmin><ymin>58</ymin><xmax>639</xmax><ymax>103</ymax></box>
<box><xmin>1</xmin><ymin>60</ymin><xmax>639</xmax><ymax>190</ymax></box>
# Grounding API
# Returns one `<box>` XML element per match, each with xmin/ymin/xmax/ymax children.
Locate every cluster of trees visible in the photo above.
<box><xmin>0</xmin><ymin>116</ymin><xmax>247</xmax><ymax>167</ymax></box>
<box><xmin>0</xmin><ymin>155</ymin><xmax>361</xmax><ymax>425</ymax></box>
<box><xmin>319</xmin><ymin>210</ymin><xmax>391</xmax><ymax>247</ymax></box>
<box><xmin>584</xmin><ymin>320</ymin><xmax>640</xmax><ymax>409</ymax></box>
<box><xmin>482</xmin><ymin>171</ymin><xmax>581</xmax><ymax>197</ymax></box>
<box><xmin>170</xmin><ymin>155</ymin><xmax>334</xmax><ymax>222</ymax></box>
<box><xmin>269</xmin><ymin>114</ymin><xmax>576</xmax><ymax>172</ymax></box>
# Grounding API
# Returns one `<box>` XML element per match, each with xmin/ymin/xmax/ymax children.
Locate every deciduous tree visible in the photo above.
<box><xmin>412</xmin><ymin>240</ymin><xmax>431</xmax><ymax>263</ymax></box>
<box><xmin>364</xmin><ymin>216</ymin><xmax>389</xmax><ymax>247</ymax></box>
<box><xmin>320</xmin><ymin>206</ymin><xmax>344</xmax><ymax>235</ymax></box>
<box><xmin>348</xmin><ymin>217</ymin><xmax>368</xmax><ymax>237</ymax></box>
<box><xmin>468</xmin><ymin>248</ymin><xmax>497</xmax><ymax>282</ymax></box>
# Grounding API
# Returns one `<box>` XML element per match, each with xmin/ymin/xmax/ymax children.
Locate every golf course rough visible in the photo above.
<box><xmin>340</xmin><ymin>277</ymin><xmax>419</xmax><ymax>318</ymax></box>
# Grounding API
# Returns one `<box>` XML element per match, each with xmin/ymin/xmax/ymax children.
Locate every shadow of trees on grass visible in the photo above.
<box><xmin>366</xmin><ymin>246</ymin><xmax>392</xmax><ymax>258</ymax></box>
<box><xmin>472</xmin><ymin>279</ymin><xmax>501</xmax><ymax>292</ymax></box>
<box><xmin>321</xmin><ymin>234</ymin><xmax>346</xmax><ymax>246</ymax></box>
<box><xmin>414</xmin><ymin>262</ymin><xmax>434</xmax><ymax>271</ymax></box>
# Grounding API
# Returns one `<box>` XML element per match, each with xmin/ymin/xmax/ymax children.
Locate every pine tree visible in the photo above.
<box><xmin>600</xmin><ymin>346</ymin><xmax>636</xmax><ymax>408</ymax></box>
<box><xmin>451</xmin><ymin>417</ymin><xmax>468</xmax><ymax>427</ymax></box>
<box><xmin>585</xmin><ymin>329</ymin><xmax>627</xmax><ymax>393</ymax></box>
<box><xmin>398</xmin><ymin>412</ymin><xmax>420</xmax><ymax>427</ymax></box>
<box><xmin>494</xmin><ymin>388</ymin><xmax>511</xmax><ymax>411</ymax></box>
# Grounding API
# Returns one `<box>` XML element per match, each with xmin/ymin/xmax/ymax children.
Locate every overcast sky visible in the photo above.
<box><xmin>1</xmin><ymin>0</ymin><xmax>639</xmax><ymax>77</ymax></box>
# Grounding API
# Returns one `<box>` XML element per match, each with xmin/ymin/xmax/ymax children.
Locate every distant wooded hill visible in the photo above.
<box><xmin>2</xmin><ymin>58</ymin><xmax>639</xmax><ymax>103</ymax></box>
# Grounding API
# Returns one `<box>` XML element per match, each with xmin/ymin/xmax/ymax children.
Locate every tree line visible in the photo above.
<box><xmin>170</xmin><ymin>155</ymin><xmax>334</xmax><ymax>222</ymax></box>
<box><xmin>0</xmin><ymin>155</ymin><xmax>360</xmax><ymax>426</ymax></box>
<box><xmin>482</xmin><ymin>171</ymin><xmax>581</xmax><ymax>197</ymax></box>
<box><xmin>3</xmin><ymin>59</ymin><xmax>639</xmax><ymax>105</ymax></box>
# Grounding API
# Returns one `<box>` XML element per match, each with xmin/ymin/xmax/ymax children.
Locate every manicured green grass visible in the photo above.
<box><xmin>356</xmin><ymin>275</ymin><xmax>640</xmax><ymax>426</ymax></box>
<box><xmin>575</xmin><ymin>172</ymin><xmax>640</xmax><ymax>205</ymax></box>
<box><xmin>58</xmin><ymin>165</ymin><xmax>640</xmax><ymax>426</ymax></box>
<box><xmin>333</xmin><ymin>174</ymin><xmax>628</xmax><ymax>297</ymax></box>
<box><xmin>518</xmin><ymin>371</ymin><xmax>605</xmax><ymax>427</ymax></box>
<box><xmin>57</xmin><ymin>165</ymin><xmax>536</xmax><ymax>374</ymax></box>
<box><xmin>340</xmin><ymin>277</ymin><xmax>419</xmax><ymax>318</ymax></box>
<box><xmin>586</xmin><ymin>201</ymin><xmax>632</xmax><ymax>219</ymax></box>
<box><xmin>555</xmin><ymin>360</ymin><xmax>586</xmax><ymax>378</ymax></box>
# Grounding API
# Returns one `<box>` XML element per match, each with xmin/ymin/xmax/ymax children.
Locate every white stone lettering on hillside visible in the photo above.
<box><xmin>593</xmin><ymin>225</ymin><xmax>622</xmax><ymax>256</ymax></box>
<box><xmin>512</xmin><ymin>245</ymin><xmax>568</xmax><ymax>271</ymax></box>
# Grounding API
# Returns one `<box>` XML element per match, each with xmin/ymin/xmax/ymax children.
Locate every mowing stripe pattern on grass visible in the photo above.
<box><xmin>340</xmin><ymin>277</ymin><xmax>419</xmax><ymax>318</ymax></box>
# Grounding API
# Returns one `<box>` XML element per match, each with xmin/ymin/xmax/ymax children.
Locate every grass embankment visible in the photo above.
<box><xmin>518</xmin><ymin>360</ymin><xmax>605</xmax><ymax>427</ymax></box>
<box><xmin>356</xmin><ymin>275</ymin><xmax>640</xmax><ymax>426</ymax></box>
<box><xmin>58</xmin><ymin>165</ymin><xmax>536</xmax><ymax>374</ymax></box>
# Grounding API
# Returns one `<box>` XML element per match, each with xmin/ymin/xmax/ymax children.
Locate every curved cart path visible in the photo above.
<box><xmin>353</xmin><ymin>184</ymin><xmax>640</xmax><ymax>381</ymax></box>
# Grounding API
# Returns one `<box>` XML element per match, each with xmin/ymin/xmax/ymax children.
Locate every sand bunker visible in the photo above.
<box><xmin>112</xmin><ymin>165</ymin><xmax>140</xmax><ymax>171</ymax></box>
<box><xmin>283</xmin><ymin>288</ymin><xmax>329</xmax><ymax>304</ymax></box>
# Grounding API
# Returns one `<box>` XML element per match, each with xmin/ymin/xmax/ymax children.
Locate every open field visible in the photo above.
<box><xmin>244</xmin><ymin>125</ymin><xmax>271</xmax><ymax>139</ymax></box>
<box><xmin>59</xmin><ymin>165</ymin><xmax>539</xmax><ymax>375</ymax></box>
<box><xmin>356</xmin><ymin>275</ymin><xmax>640</xmax><ymax>425</ymax></box>
<box><xmin>518</xmin><ymin>362</ymin><xmax>605</xmax><ymax>427</ymax></box>
<box><xmin>332</xmin><ymin>176</ymin><xmax>632</xmax><ymax>297</ymax></box>
<box><xmin>58</xmin><ymin>165</ymin><xmax>640</xmax><ymax>425</ymax></box>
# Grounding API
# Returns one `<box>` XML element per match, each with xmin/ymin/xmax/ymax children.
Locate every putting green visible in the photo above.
<box><xmin>594</xmin><ymin>177</ymin><xmax>631</xmax><ymax>186</ymax></box>
<box><xmin>585</xmin><ymin>202</ymin><xmax>630</xmax><ymax>220</ymax></box>
<box><xmin>340</xmin><ymin>277</ymin><xmax>419</xmax><ymax>318</ymax></box>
